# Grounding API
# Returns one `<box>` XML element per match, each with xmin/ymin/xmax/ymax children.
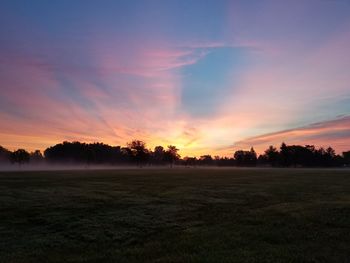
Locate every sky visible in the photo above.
<box><xmin>0</xmin><ymin>0</ymin><xmax>350</xmax><ymax>157</ymax></box>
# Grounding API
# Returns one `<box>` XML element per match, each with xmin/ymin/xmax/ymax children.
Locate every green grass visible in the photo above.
<box><xmin>0</xmin><ymin>168</ymin><xmax>349</xmax><ymax>263</ymax></box>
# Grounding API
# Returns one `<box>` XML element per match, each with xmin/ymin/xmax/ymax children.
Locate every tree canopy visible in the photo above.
<box><xmin>0</xmin><ymin>141</ymin><xmax>349</xmax><ymax>168</ymax></box>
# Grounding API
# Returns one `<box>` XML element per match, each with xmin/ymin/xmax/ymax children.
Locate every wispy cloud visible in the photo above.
<box><xmin>232</xmin><ymin>116</ymin><xmax>350</xmax><ymax>154</ymax></box>
<box><xmin>1</xmin><ymin>0</ymin><xmax>350</xmax><ymax>157</ymax></box>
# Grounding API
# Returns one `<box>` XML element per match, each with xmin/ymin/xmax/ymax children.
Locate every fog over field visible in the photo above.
<box><xmin>1</xmin><ymin>163</ymin><xmax>349</xmax><ymax>173</ymax></box>
<box><xmin>0</xmin><ymin>164</ymin><xmax>145</xmax><ymax>172</ymax></box>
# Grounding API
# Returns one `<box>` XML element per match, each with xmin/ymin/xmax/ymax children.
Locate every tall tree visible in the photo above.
<box><xmin>153</xmin><ymin>146</ymin><xmax>165</xmax><ymax>165</ymax></box>
<box><xmin>0</xmin><ymin>146</ymin><xmax>11</xmax><ymax>163</ymax></box>
<box><xmin>10</xmin><ymin>149</ymin><xmax>30</xmax><ymax>166</ymax></box>
<box><xmin>264</xmin><ymin>145</ymin><xmax>279</xmax><ymax>166</ymax></box>
<box><xmin>249</xmin><ymin>147</ymin><xmax>258</xmax><ymax>166</ymax></box>
<box><xmin>199</xmin><ymin>155</ymin><xmax>213</xmax><ymax>165</ymax></box>
<box><xmin>234</xmin><ymin>148</ymin><xmax>257</xmax><ymax>166</ymax></box>
<box><xmin>164</xmin><ymin>145</ymin><xmax>180</xmax><ymax>167</ymax></box>
<box><xmin>30</xmin><ymin>150</ymin><xmax>44</xmax><ymax>163</ymax></box>
<box><xmin>280</xmin><ymin>142</ymin><xmax>291</xmax><ymax>166</ymax></box>
<box><xmin>127</xmin><ymin>140</ymin><xmax>149</xmax><ymax>166</ymax></box>
<box><xmin>343</xmin><ymin>151</ymin><xmax>350</xmax><ymax>166</ymax></box>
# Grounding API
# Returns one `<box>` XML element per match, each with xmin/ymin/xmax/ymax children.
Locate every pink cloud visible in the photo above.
<box><xmin>0</xmin><ymin>38</ymin><xmax>201</xmax><ymax>153</ymax></box>
<box><xmin>1</xmin><ymin>4</ymin><xmax>349</xmax><ymax>160</ymax></box>
<box><xmin>231</xmin><ymin>116</ymin><xmax>350</xmax><ymax>154</ymax></box>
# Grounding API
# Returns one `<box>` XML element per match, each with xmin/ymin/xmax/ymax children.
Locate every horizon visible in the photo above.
<box><xmin>1</xmin><ymin>0</ymin><xmax>350</xmax><ymax>156</ymax></box>
<box><xmin>1</xmin><ymin>139</ymin><xmax>348</xmax><ymax>159</ymax></box>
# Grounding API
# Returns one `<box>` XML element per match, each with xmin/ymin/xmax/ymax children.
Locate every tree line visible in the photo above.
<box><xmin>0</xmin><ymin>141</ymin><xmax>349</xmax><ymax>167</ymax></box>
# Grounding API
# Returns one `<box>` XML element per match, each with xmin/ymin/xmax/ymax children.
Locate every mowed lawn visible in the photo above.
<box><xmin>0</xmin><ymin>168</ymin><xmax>350</xmax><ymax>263</ymax></box>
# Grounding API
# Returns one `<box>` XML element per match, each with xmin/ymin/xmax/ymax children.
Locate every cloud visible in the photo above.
<box><xmin>232</xmin><ymin>116</ymin><xmax>350</xmax><ymax>154</ymax></box>
<box><xmin>0</xmin><ymin>35</ymin><xmax>207</xmax><ymax>153</ymax></box>
<box><xmin>1</xmin><ymin>0</ymin><xmax>350</xmax><ymax>158</ymax></box>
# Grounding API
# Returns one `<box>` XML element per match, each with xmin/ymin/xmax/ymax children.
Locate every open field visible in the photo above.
<box><xmin>0</xmin><ymin>168</ymin><xmax>350</xmax><ymax>263</ymax></box>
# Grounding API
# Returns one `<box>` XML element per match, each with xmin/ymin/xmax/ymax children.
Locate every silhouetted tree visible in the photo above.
<box><xmin>45</xmin><ymin>141</ymin><xmax>86</xmax><ymax>163</ymax></box>
<box><xmin>10</xmin><ymin>149</ymin><xmax>30</xmax><ymax>166</ymax></box>
<box><xmin>264</xmin><ymin>146</ymin><xmax>279</xmax><ymax>166</ymax></box>
<box><xmin>120</xmin><ymin>147</ymin><xmax>133</xmax><ymax>163</ymax></box>
<box><xmin>250</xmin><ymin>147</ymin><xmax>257</xmax><ymax>166</ymax></box>
<box><xmin>127</xmin><ymin>140</ymin><xmax>149</xmax><ymax>167</ymax></box>
<box><xmin>324</xmin><ymin>147</ymin><xmax>336</xmax><ymax>166</ymax></box>
<box><xmin>0</xmin><ymin>146</ymin><xmax>11</xmax><ymax>163</ymax></box>
<box><xmin>343</xmin><ymin>151</ymin><xmax>350</xmax><ymax>166</ymax></box>
<box><xmin>260</xmin><ymin>143</ymin><xmax>345</xmax><ymax>167</ymax></box>
<box><xmin>86</xmin><ymin>143</ymin><xmax>122</xmax><ymax>164</ymax></box>
<box><xmin>30</xmin><ymin>150</ymin><xmax>44</xmax><ymax>164</ymax></box>
<box><xmin>199</xmin><ymin>155</ymin><xmax>213</xmax><ymax>165</ymax></box>
<box><xmin>2</xmin><ymin>140</ymin><xmax>347</xmax><ymax>168</ymax></box>
<box><xmin>164</xmin><ymin>145</ymin><xmax>180</xmax><ymax>167</ymax></box>
<box><xmin>234</xmin><ymin>150</ymin><xmax>246</xmax><ymax>166</ymax></box>
<box><xmin>234</xmin><ymin>148</ymin><xmax>257</xmax><ymax>166</ymax></box>
<box><xmin>183</xmin><ymin>156</ymin><xmax>197</xmax><ymax>166</ymax></box>
<box><xmin>152</xmin><ymin>146</ymin><xmax>165</xmax><ymax>165</ymax></box>
<box><xmin>216</xmin><ymin>156</ymin><xmax>235</xmax><ymax>166</ymax></box>
<box><xmin>279</xmin><ymin>142</ymin><xmax>291</xmax><ymax>166</ymax></box>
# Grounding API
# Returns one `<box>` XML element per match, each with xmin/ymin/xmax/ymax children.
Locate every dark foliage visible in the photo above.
<box><xmin>344</xmin><ymin>151</ymin><xmax>350</xmax><ymax>166</ymax></box>
<box><xmin>258</xmin><ymin>143</ymin><xmax>344</xmax><ymax>167</ymax></box>
<box><xmin>0</xmin><ymin>141</ymin><xmax>349</xmax><ymax>167</ymax></box>
<box><xmin>234</xmin><ymin>147</ymin><xmax>257</xmax><ymax>166</ymax></box>
<box><xmin>10</xmin><ymin>149</ymin><xmax>30</xmax><ymax>165</ymax></box>
<box><xmin>0</xmin><ymin>146</ymin><xmax>11</xmax><ymax>164</ymax></box>
<box><xmin>44</xmin><ymin>142</ymin><xmax>126</xmax><ymax>164</ymax></box>
<box><xmin>30</xmin><ymin>150</ymin><xmax>44</xmax><ymax>164</ymax></box>
<box><xmin>164</xmin><ymin>145</ymin><xmax>180</xmax><ymax>167</ymax></box>
<box><xmin>127</xmin><ymin>140</ymin><xmax>149</xmax><ymax>166</ymax></box>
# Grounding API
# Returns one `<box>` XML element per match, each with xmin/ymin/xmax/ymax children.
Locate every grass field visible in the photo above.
<box><xmin>0</xmin><ymin>168</ymin><xmax>349</xmax><ymax>263</ymax></box>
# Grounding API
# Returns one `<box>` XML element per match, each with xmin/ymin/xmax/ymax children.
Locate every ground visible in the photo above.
<box><xmin>0</xmin><ymin>168</ymin><xmax>349</xmax><ymax>263</ymax></box>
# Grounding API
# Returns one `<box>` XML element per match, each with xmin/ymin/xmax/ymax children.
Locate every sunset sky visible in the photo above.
<box><xmin>1</xmin><ymin>0</ymin><xmax>350</xmax><ymax>157</ymax></box>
